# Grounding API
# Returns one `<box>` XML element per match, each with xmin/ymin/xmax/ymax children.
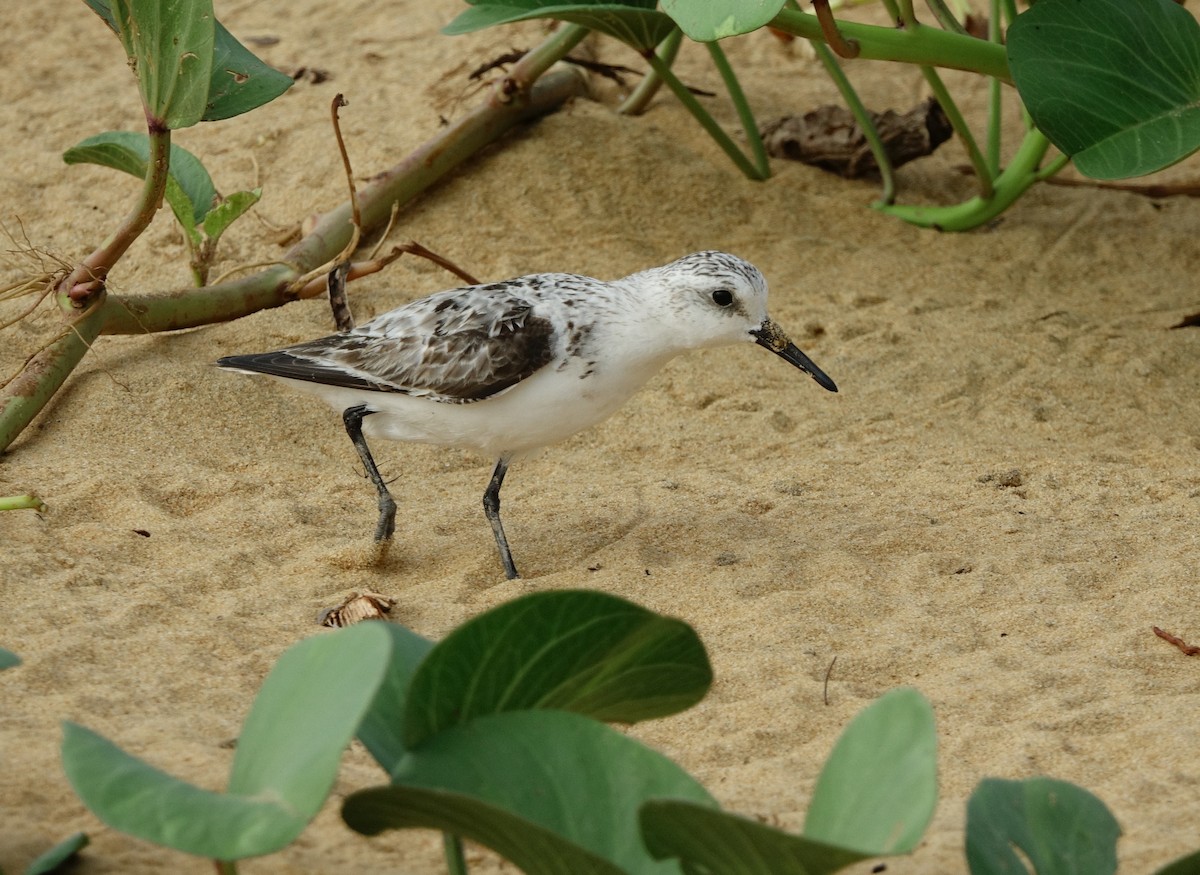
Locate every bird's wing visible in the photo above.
<box><xmin>217</xmin><ymin>284</ymin><xmax>558</xmax><ymax>403</ymax></box>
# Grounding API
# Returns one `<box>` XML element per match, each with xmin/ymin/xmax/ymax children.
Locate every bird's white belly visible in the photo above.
<box><xmin>286</xmin><ymin>357</ymin><xmax>658</xmax><ymax>460</ymax></box>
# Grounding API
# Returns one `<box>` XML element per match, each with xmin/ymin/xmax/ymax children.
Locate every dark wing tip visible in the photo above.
<box><xmin>215</xmin><ymin>351</ymin><xmax>391</xmax><ymax>393</ymax></box>
<box><xmin>216</xmin><ymin>354</ymin><xmax>258</xmax><ymax>370</ymax></box>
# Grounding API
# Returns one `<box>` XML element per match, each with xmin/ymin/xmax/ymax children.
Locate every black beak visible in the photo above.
<box><xmin>752</xmin><ymin>319</ymin><xmax>838</xmax><ymax>393</ymax></box>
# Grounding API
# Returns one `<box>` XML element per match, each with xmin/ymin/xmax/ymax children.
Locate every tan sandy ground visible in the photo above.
<box><xmin>3</xmin><ymin>0</ymin><xmax>1200</xmax><ymax>871</ymax></box>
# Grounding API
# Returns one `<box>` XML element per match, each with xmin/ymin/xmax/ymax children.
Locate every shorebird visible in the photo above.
<box><xmin>218</xmin><ymin>251</ymin><xmax>837</xmax><ymax>578</ymax></box>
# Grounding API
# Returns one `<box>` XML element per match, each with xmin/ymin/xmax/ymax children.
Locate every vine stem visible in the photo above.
<box><xmin>770</xmin><ymin>8</ymin><xmax>1010</xmax><ymax>81</ymax></box>
<box><xmin>810</xmin><ymin>41</ymin><xmax>897</xmax><ymax>205</ymax></box>
<box><xmin>920</xmin><ymin>66</ymin><xmax>995</xmax><ymax>198</ymax></box>
<box><xmin>0</xmin><ymin>493</ymin><xmax>47</xmax><ymax>512</ymax></box>
<box><xmin>643</xmin><ymin>51</ymin><xmax>767</xmax><ymax>180</ymax></box>
<box><xmin>986</xmin><ymin>0</ymin><xmax>1003</xmax><ymax>175</ymax></box>
<box><xmin>924</xmin><ymin>0</ymin><xmax>969</xmax><ymax>35</ymax></box>
<box><xmin>618</xmin><ymin>28</ymin><xmax>682</xmax><ymax>116</ymax></box>
<box><xmin>65</xmin><ymin>122</ymin><xmax>172</xmax><ymax>306</ymax></box>
<box><xmin>878</xmin><ymin>127</ymin><xmax>1053</xmax><ymax>230</ymax></box>
<box><xmin>444</xmin><ymin>833</ymin><xmax>469</xmax><ymax>875</ymax></box>
<box><xmin>705</xmin><ymin>40</ymin><xmax>769</xmax><ymax>178</ymax></box>
<box><xmin>0</xmin><ymin>297</ymin><xmax>108</xmax><ymax>453</ymax></box>
<box><xmin>0</xmin><ymin>26</ymin><xmax>590</xmax><ymax>454</ymax></box>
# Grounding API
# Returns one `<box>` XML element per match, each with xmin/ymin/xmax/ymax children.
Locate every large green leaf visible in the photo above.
<box><xmin>1008</xmin><ymin>0</ymin><xmax>1200</xmax><ymax>179</ymax></box>
<box><xmin>444</xmin><ymin>0</ymin><xmax>677</xmax><ymax>51</ymax></box>
<box><xmin>403</xmin><ymin>589</ymin><xmax>711</xmax><ymax>748</ymax></box>
<box><xmin>965</xmin><ymin>777</ymin><xmax>1120</xmax><ymax>875</ymax></box>
<box><xmin>345</xmin><ymin>709</ymin><xmax>715</xmax><ymax>874</ymax></box>
<box><xmin>356</xmin><ymin>622</ymin><xmax>436</xmax><ymax>775</ymax></box>
<box><xmin>63</xmin><ymin>131</ymin><xmax>217</xmax><ymax>227</ymax></box>
<box><xmin>62</xmin><ymin>723</ymin><xmax>303</xmax><ymax>860</ymax></box>
<box><xmin>204</xmin><ymin>19</ymin><xmax>294</xmax><ymax>121</ymax></box>
<box><xmin>804</xmin><ymin>687</ymin><xmax>936</xmax><ymax>855</ymax></box>
<box><xmin>346</xmin><ymin>785</ymin><xmax>625</xmax><ymax>875</ymax></box>
<box><xmin>84</xmin><ymin>0</ymin><xmax>292</xmax><ymax>122</ymax></box>
<box><xmin>660</xmin><ymin>0</ymin><xmax>787</xmax><ymax>41</ymax></box>
<box><xmin>1155</xmin><ymin>850</ymin><xmax>1200</xmax><ymax>875</ymax></box>
<box><xmin>226</xmin><ymin>624</ymin><xmax>392</xmax><ymax>808</ymax></box>
<box><xmin>641</xmin><ymin>801</ymin><xmax>871</xmax><ymax>875</ymax></box>
<box><xmin>63</xmin><ymin>623</ymin><xmax>393</xmax><ymax>860</ymax></box>
<box><xmin>108</xmin><ymin>0</ymin><xmax>214</xmax><ymax>128</ymax></box>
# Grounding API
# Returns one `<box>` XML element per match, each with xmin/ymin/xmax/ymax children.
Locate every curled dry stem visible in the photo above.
<box><xmin>290</xmin><ymin>242</ymin><xmax>482</xmax><ymax>300</ymax></box>
<box><xmin>813</xmin><ymin>0</ymin><xmax>861</xmax><ymax>58</ymax></box>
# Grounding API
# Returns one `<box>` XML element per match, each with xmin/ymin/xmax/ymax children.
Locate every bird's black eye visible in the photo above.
<box><xmin>712</xmin><ymin>289</ymin><xmax>734</xmax><ymax>307</ymax></box>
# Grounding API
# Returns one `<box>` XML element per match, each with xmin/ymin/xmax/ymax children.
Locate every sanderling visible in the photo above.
<box><xmin>217</xmin><ymin>251</ymin><xmax>837</xmax><ymax>579</ymax></box>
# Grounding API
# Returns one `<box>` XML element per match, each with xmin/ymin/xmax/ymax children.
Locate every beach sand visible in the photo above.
<box><xmin>3</xmin><ymin>0</ymin><xmax>1199</xmax><ymax>871</ymax></box>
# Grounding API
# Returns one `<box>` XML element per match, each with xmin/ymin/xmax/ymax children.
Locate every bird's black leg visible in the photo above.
<box><xmin>483</xmin><ymin>458</ymin><xmax>519</xmax><ymax>579</ymax></box>
<box><xmin>343</xmin><ymin>405</ymin><xmax>397</xmax><ymax>542</ymax></box>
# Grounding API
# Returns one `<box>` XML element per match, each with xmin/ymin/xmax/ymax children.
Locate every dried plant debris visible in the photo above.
<box><xmin>759</xmin><ymin>98</ymin><xmax>952</xmax><ymax>178</ymax></box>
<box><xmin>317</xmin><ymin>591</ymin><xmax>396</xmax><ymax>627</ymax></box>
<box><xmin>978</xmin><ymin>469</ymin><xmax>1023</xmax><ymax>488</ymax></box>
<box><xmin>1153</xmin><ymin>626</ymin><xmax>1200</xmax><ymax>656</ymax></box>
<box><xmin>288</xmin><ymin>66</ymin><xmax>331</xmax><ymax>84</ymax></box>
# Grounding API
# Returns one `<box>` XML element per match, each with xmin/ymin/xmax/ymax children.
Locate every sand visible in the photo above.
<box><xmin>3</xmin><ymin>0</ymin><xmax>1200</xmax><ymax>871</ymax></box>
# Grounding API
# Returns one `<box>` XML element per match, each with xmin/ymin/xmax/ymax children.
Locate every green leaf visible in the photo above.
<box><xmin>0</xmin><ymin>647</ymin><xmax>19</xmax><ymax>670</ymax></box>
<box><xmin>444</xmin><ymin>1</ymin><xmax>676</xmax><ymax>51</ymax></box>
<box><xmin>84</xmin><ymin>0</ymin><xmax>292</xmax><ymax>122</ymax></box>
<box><xmin>965</xmin><ymin>777</ymin><xmax>1120</xmax><ymax>875</ymax></box>
<box><xmin>1008</xmin><ymin>0</ymin><xmax>1200</xmax><ymax>179</ymax></box>
<box><xmin>23</xmin><ymin>832</ymin><xmax>88</xmax><ymax>875</ymax></box>
<box><xmin>63</xmin><ymin>131</ymin><xmax>217</xmax><ymax>226</ymax></box>
<box><xmin>660</xmin><ymin>0</ymin><xmax>787</xmax><ymax>41</ymax></box>
<box><xmin>63</xmin><ymin>624</ymin><xmax>393</xmax><ymax>860</ymax></box>
<box><xmin>641</xmin><ymin>801</ymin><xmax>871</xmax><ymax>875</ymax></box>
<box><xmin>201</xmin><ymin>189</ymin><xmax>261</xmax><ymax>243</ymax></box>
<box><xmin>226</xmin><ymin>624</ymin><xmax>392</xmax><ymax>811</ymax></box>
<box><xmin>345</xmin><ymin>709</ymin><xmax>715</xmax><ymax>874</ymax></box>
<box><xmin>62</xmin><ymin>722</ymin><xmax>303</xmax><ymax>860</ymax></box>
<box><xmin>1154</xmin><ymin>849</ymin><xmax>1200</xmax><ymax>875</ymax></box>
<box><xmin>356</xmin><ymin>622</ymin><xmax>436</xmax><ymax>775</ymax></box>
<box><xmin>347</xmin><ymin>785</ymin><xmax>624</xmax><ymax>875</ymax></box>
<box><xmin>108</xmin><ymin>0</ymin><xmax>215</xmax><ymax>128</ymax></box>
<box><xmin>403</xmin><ymin>589</ymin><xmax>711</xmax><ymax>748</ymax></box>
<box><xmin>204</xmin><ymin>19</ymin><xmax>294</xmax><ymax>121</ymax></box>
<box><xmin>804</xmin><ymin>687</ymin><xmax>937</xmax><ymax>855</ymax></box>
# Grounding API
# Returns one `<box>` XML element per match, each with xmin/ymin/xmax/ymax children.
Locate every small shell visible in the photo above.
<box><xmin>318</xmin><ymin>591</ymin><xmax>396</xmax><ymax>628</ymax></box>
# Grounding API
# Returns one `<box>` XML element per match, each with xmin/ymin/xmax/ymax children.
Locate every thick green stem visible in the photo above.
<box><xmin>213</xmin><ymin>860</ymin><xmax>237</xmax><ymax>875</ymax></box>
<box><xmin>66</xmin><ymin>123</ymin><xmax>172</xmax><ymax>300</ymax></box>
<box><xmin>705</xmin><ymin>41</ymin><xmax>769</xmax><ymax>178</ymax></box>
<box><xmin>770</xmin><ymin>8</ymin><xmax>1010</xmax><ymax>82</ymax></box>
<box><xmin>0</xmin><ymin>494</ymin><xmax>47</xmax><ymax>512</ymax></box>
<box><xmin>618</xmin><ymin>28</ymin><xmax>682</xmax><ymax>116</ymax></box>
<box><xmin>101</xmin><ymin>55</ymin><xmax>589</xmax><ymax>334</ymax></box>
<box><xmin>0</xmin><ymin>297</ymin><xmax>107</xmax><ymax>452</ymax></box>
<box><xmin>443</xmin><ymin>833</ymin><xmax>469</xmax><ymax>875</ymax></box>
<box><xmin>986</xmin><ymin>0</ymin><xmax>1002</xmax><ymax>175</ymax></box>
<box><xmin>811</xmin><ymin>41</ymin><xmax>897</xmax><ymax>205</ymax></box>
<box><xmin>644</xmin><ymin>52</ymin><xmax>767</xmax><ymax>180</ymax></box>
<box><xmin>0</xmin><ymin>28</ymin><xmax>589</xmax><ymax>454</ymax></box>
<box><xmin>878</xmin><ymin>127</ymin><xmax>1053</xmax><ymax>230</ymax></box>
<box><xmin>1035</xmin><ymin>152</ymin><xmax>1070</xmax><ymax>181</ymax></box>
